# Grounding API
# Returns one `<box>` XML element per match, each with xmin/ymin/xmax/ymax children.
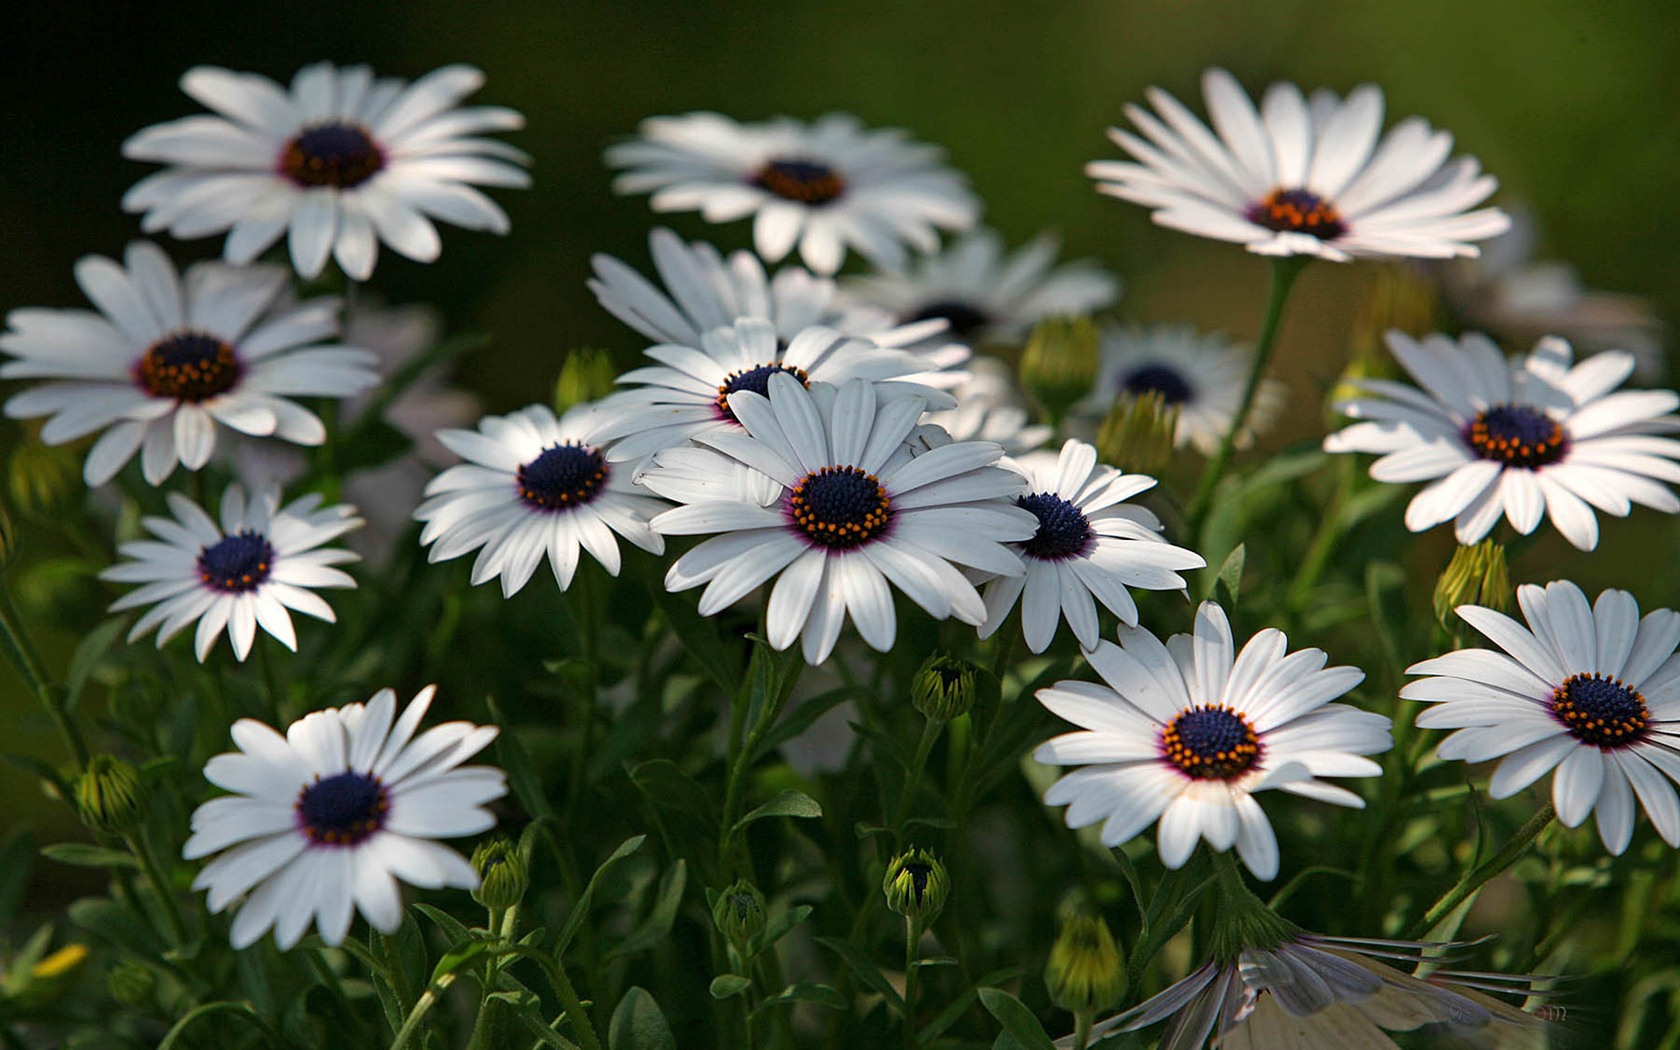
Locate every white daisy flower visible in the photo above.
<box><xmin>1034</xmin><ymin>602</ymin><xmax>1391</xmax><ymax>880</ymax></box>
<box><xmin>1</xmin><ymin>242</ymin><xmax>379</xmax><ymax>486</ymax></box>
<box><xmin>101</xmin><ymin>484</ymin><xmax>361</xmax><ymax>662</ymax></box>
<box><xmin>1112</xmin><ymin>933</ymin><xmax>1547</xmax><ymax>1050</ymax></box>
<box><xmin>1081</xmin><ymin>324</ymin><xmax>1283</xmax><ymax>455</ymax></box>
<box><xmin>590</xmin><ymin>317</ymin><xmax>958</xmax><ymax>462</ymax></box>
<box><xmin>1406</xmin><ymin>579</ymin><xmax>1680</xmax><ymax>855</ymax></box>
<box><xmin>912</xmin><ymin>357</ymin><xmax>1052</xmax><ymax>457</ymax></box>
<box><xmin>184</xmin><ymin>685</ymin><xmax>505</xmax><ymax>950</ymax></box>
<box><xmin>604</xmin><ymin>112</ymin><xmax>978</xmax><ymax>275</ymax></box>
<box><xmin>844</xmin><ymin>228</ymin><xmax>1121</xmax><ymax>346</ymax></box>
<box><xmin>123</xmin><ymin>62</ymin><xmax>528</xmax><ymax>280</ymax></box>
<box><xmin>1324</xmin><ymin>331</ymin><xmax>1680</xmax><ymax>551</ymax></box>
<box><xmin>416</xmin><ymin>403</ymin><xmax>666</xmax><ymax>596</ymax></box>
<box><xmin>1087</xmin><ymin>67</ymin><xmax>1509</xmax><ymax>261</ymax></box>
<box><xmin>980</xmin><ymin>440</ymin><xmax>1204</xmax><ymax>653</ymax></box>
<box><xmin>640</xmin><ymin>375</ymin><xmax>1037</xmax><ymax>665</ymax></box>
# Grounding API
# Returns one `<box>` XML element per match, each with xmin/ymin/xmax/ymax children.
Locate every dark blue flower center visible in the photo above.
<box><xmin>907</xmin><ymin>300</ymin><xmax>990</xmax><ymax>340</ymax></box>
<box><xmin>1162</xmin><ymin>705</ymin><xmax>1261</xmax><ymax>779</ymax></box>
<box><xmin>715</xmin><ymin>363</ymin><xmax>810</xmax><ymax>423</ymax></box>
<box><xmin>295</xmin><ymin>771</ymin><xmax>388</xmax><ymax>846</ymax></box>
<box><xmin>1552</xmin><ymin>673</ymin><xmax>1648</xmax><ymax>749</ymax></box>
<box><xmin>136</xmin><ymin>331</ymin><xmax>242</xmax><ymax>402</ymax></box>
<box><xmin>1465</xmin><ymin>405</ymin><xmax>1569</xmax><ymax>469</ymax></box>
<box><xmin>1246</xmin><ymin>188</ymin><xmax>1346</xmax><ymax>240</ymax></box>
<box><xmin>280</xmin><ymin>123</ymin><xmax>385</xmax><ymax>189</ymax></box>
<box><xmin>196</xmin><ymin>530</ymin><xmax>275</xmax><ymax>593</ymax></box>
<box><xmin>1018</xmin><ymin>492</ymin><xmax>1093</xmax><ymax>561</ymax></box>
<box><xmin>1121</xmin><ymin>364</ymin><xmax>1193</xmax><ymax>405</ymax></box>
<box><xmin>752</xmin><ymin>158</ymin><xmax>846</xmax><ymax>205</ymax></box>
<box><xmin>789</xmin><ymin>466</ymin><xmax>891</xmax><ymax>549</ymax></box>
<box><xmin>516</xmin><ymin>443</ymin><xmax>608</xmax><ymax>512</ymax></box>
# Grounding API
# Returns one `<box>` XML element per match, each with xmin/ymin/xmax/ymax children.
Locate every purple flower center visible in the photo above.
<box><xmin>197</xmin><ymin>530</ymin><xmax>274</xmax><ymax>593</ymax></box>
<box><xmin>789</xmin><ymin>466</ymin><xmax>891</xmax><ymax>549</ymax></box>
<box><xmin>715</xmin><ymin>363</ymin><xmax>810</xmax><ymax>423</ymax></box>
<box><xmin>1247</xmin><ymin>188</ymin><xmax>1346</xmax><ymax>240</ymax></box>
<box><xmin>136</xmin><ymin>331</ymin><xmax>242</xmax><ymax>402</ymax></box>
<box><xmin>280</xmin><ymin>123</ymin><xmax>385</xmax><ymax>189</ymax></box>
<box><xmin>1017</xmin><ymin>492</ymin><xmax>1093</xmax><ymax>561</ymax></box>
<box><xmin>906</xmin><ymin>299</ymin><xmax>990</xmax><ymax>340</ymax></box>
<box><xmin>1552</xmin><ymin>672</ymin><xmax>1648</xmax><ymax>749</ymax></box>
<box><xmin>516</xmin><ymin>443</ymin><xmax>608</xmax><ymax>512</ymax></box>
<box><xmin>1163</xmin><ymin>705</ymin><xmax>1261</xmax><ymax>779</ymax></box>
<box><xmin>752</xmin><ymin>158</ymin><xmax>846</xmax><ymax>205</ymax></box>
<box><xmin>1120</xmin><ymin>364</ymin><xmax>1193</xmax><ymax>405</ymax></box>
<box><xmin>1465</xmin><ymin>405</ymin><xmax>1569</xmax><ymax>469</ymax></box>
<box><xmin>296</xmin><ymin>771</ymin><xmax>388</xmax><ymax>846</ymax></box>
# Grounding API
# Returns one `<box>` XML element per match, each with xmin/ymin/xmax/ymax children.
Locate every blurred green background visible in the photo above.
<box><xmin>1</xmin><ymin>0</ymin><xmax>1677</xmax><ymax>1025</ymax></box>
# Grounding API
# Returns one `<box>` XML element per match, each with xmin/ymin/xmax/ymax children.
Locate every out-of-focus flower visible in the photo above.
<box><xmin>124</xmin><ymin>63</ymin><xmax>528</xmax><ymax>280</ymax></box>
<box><xmin>912</xmin><ymin>357</ymin><xmax>1052</xmax><ymax>457</ymax></box>
<box><xmin>1046</xmin><ymin>911</ymin><xmax>1124</xmax><ymax>1015</ymax></box>
<box><xmin>605</xmin><ymin>112</ymin><xmax>978</xmax><ymax>275</ymax></box>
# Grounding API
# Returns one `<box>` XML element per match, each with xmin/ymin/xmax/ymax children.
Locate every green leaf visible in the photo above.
<box><xmin>750</xmin><ymin>982</ymin><xmax>847</xmax><ymax>1017</ymax></box>
<box><xmin>752</xmin><ymin>904</ymin><xmax>812</xmax><ymax>953</ymax></box>
<box><xmin>158</xmin><ymin>1001</ymin><xmax>278</xmax><ymax>1050</ymax></box>
<box><xmin>1365</xmin><ymin>561</ymin><xmax>1409</xmax><ymax>674</ymax></box>
<box><xmin>608</xmin><ymin>986</ymin><xmax>676</xmax><ymax>1050</ymax></box>
<box><xmin>41</xmin><ymin>842</ymin><xmax>138</xmax><ymax>869</ymax></box>
<box><xmin>709</xmin><ymin>974</ymin><xmax>753</xmax><ymax>999</ymax></box>
<box><xmin>1213</xmin><ymin>542</ymin><xmax>1246</xmax><ymax>606</ymax></box>
<box><xmin>815</xmin><ymin>936</ymin><xmax>903</xmax><ymax>1010</ymax></box>
<box><xmin>977</xmin><ymin>987</ymin><xmax>1055</xmax><ymax>1050</ymax></box>
<box><xmin>0</xmin><ymin>828</ymin><xmax>35</xmax><ymax>923</ymax></box>
<box><xmin>429</xmin><ymin>939</ymin><xmax>491</xmax><ymax>985</ymax></box>
<box><xmin>556</xmin><ymin>835</ymin><xmax>645</xmax><ymax>956</ymax></box>
<box><xmin>629</xmin><ymin>760</ymin><xmax>716</xmax><ymax>834</ymax></box>
<box><xmin>516</xmin><ymin>1008</ymin><xmax>584</xmax><ymax>1050</ymax></box>
<box><xmin>64</xmin><ymin>616</ymin><xmax>126</xmax><ymax>714</ymax></box>
<box><xmin>606</xmin><ymin>859</ymin><xmax>687</xmax><ymax>961</ymax></box>
<box><xmin>0</xmin><ymin>751</ymin><xmax>71</xmax><ymax>801</ymax></box>
<box><xmin>731</xmin><ymin>789</ymin><xmax>822</xmax><ymax>834</ymax></box>
<box><xmin>412</xmin><ymin>902</ymin><xmax>473</xmax><ymax>946</ymax></box>
<box><xmin>69</xmin><ymin>896</ymin><xmax>163</xmax><ymax>956</ymax></box>
<box><xmin>647</xmin><ymin>586</ymin><xmax>741</xmax><ymax>694</ymax></box>
<box><xmin>487</xmin><ymin>695</ymin><xmax>554</xmax><ymax>820</ymax></box>
<box><xmin>749</xmin><ymin>685</ymin><xmax>863</xmax><ymax>763</ymax></box>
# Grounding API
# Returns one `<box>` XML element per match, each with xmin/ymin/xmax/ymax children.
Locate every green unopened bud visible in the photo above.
<box><xmin>882</xmin><ymin>848</ymin><xmax>948</xmax><ymax>923</ymax></box>
<box><xmin>1020</xmin><ymin>316</ymin><xmax>1098</xmax><ymax>425</ymax></box>
<box><xmin>73</xmin><ymin>756</ymin><xmax>142</xmax><ymax>836</ymax></box>
<box><xmin>7</xmin><ymin>434</ymin><xmax>79</xmax><ymax>517</ymax></box>
<box><xmin>106</xmin><ymin>959</ymin><xmax>155</xmax><ymax>1007</ymax></box>
<box><xmin>553</xmin><ymin>349</ymin><xmax>619</xmax><ymax>415</ymax></box>
<box><xmin>470</xmin><ymin>838</ymin><xmax>528</xmax><ymax>911</ymax></box>
<box><xmin>711</xmin><ymin>879</ymin><xmax>768</xmax><ymax>947</ymax></box>
<box><xmin>1352</xmin><ymin>265</ymin><xmax>1437</xmax><ymax>363</ymax></box>
<box><xmin>1095</xmin><ymin>390</ymin><xmax>1180</xmax><ymax>475</ymax></box>
<box><xmin>1046</xmin><ymin>913</ymin><xmax>1123</xmax><ymax>1014</ymax></box>
<box><xmin>911</xmin><ymin>653</ymin><xmax>976</xmax><ymax>722</ymax></box>
<box><xmin>1434</xmin><ymin>540</ymin><xmax>1511</xmax><ymax>628</ymax></box>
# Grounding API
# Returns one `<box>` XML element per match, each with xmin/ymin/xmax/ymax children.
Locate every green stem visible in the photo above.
<box><xmin>0</xmin><ymin>570</ymin><xmax>88</xmax><ymax>768</ymax></box>
<box><xmin>902</xmin><ymin>916</ymin><xmax>923</xmax><ymax>1050</ymax></box>
<box><xmin>1073</xmin><ymin>1010</ymin><xmax>1093</xmax><ymax>1050</ymax></box>
<box><xmin>125</xmin><ymin>831</ymin><xmax>188</xmax><ymax>948</ymax></box>
<box><xmin>1186</xmin><ymin>256</ymin><xmax>1310</xmax><ymax>533</ymax></box>
<box><xmin>547</xmin><ymin>958</ymin><xmax>604</xmax><ymax>1050</ymax></box>
<box><xmin>891</xmin><ymin>719</ymin><xmax>943</xmax><ymax>844</ymax></box>
<box><xmin>1409</xmin><ymin>803</ymin><xmax>1555</xmax><ymax>940</ymax></box>
<box><xmin>1286</xmin><ymin>456</ymin><xmax>1356</xmax><ymax>611</ymax></box>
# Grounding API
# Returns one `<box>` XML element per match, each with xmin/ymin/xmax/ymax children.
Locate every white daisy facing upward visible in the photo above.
<box><xmin>639</xmin><ymin>375</ymin><xmax>1038</xmax><ymax>665</ymax></box>
<box><xmin>1087</xmin><ymin>67</ymin><xmax>1509</xmax><ymax>261</ymax></box>
<box><xmin>1034</xmin><ymin>602</ymin><xmax>1391</xmax><ymax>879</ymax></box>
<box><xmin>102</xmin><ymin>485</ymin><xmax>361</xmax><ymax>662</ymax></box>
<box><xmin>1</xmin><ymin>242</ymin><xmax>379</xmax><ymax>486</ymax></box>
<box><xmin>980</xmin><ymin>440</ymin><xmax>1205</xmax><ymax>653</ymax></box>
<box><xmin>590</xmin><ymin>317</ymin><xmax>958</xmax><ymax>463</ymax></box>
<box><xmin>416</xmin><ymin>403</ymin><xmax>666</xmax><ymax>596</ymax></box>
<box><xmin>123</xmin><ymin>62</ymin><xmax>528</xmax><ymax>280</ymax></box>
<box><xmin>1325</xmin><ymin>331</ymin><xmax>1680</xmax><ymax>551</ymax></box>
<box><xmin>1407</xmin><ymin>579</ymin><xmax>1680</xmax><ymax>855</ymax></box>
<box><xmin>844</xmin><ymin>228</ymin><xmax>1121</xmax><ymax>346</ymax></box>
<box><xmin>1083</xmin><ymin>324</ymin><xmax>1283</xmax><ymax>456</ymax></box>
<box><xmin>605</xmin><ymin>112</ymin><xmax>979</xmax><ymax>274</ymax></box>
<box><xmin>184</xmin><ymin>685</ymin><xmax>505</xmax><ymax>950</ymax></box>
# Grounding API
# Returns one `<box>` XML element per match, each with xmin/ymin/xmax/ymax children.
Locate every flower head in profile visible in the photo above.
<box><xmin>1034</xmin><ymin>602</ymin><xmax>1390</xmax><ymax>879</ymax></box>
<box><xmin>1325</xmin><ymin>331</ymin><xmax>1680</xmax><ymax>550</ymax></box>
<box><xmin>2</xmin><ymin>243</ymin><xmax>378</xmax><ymax>486</ymax></box>
<box><xmin>844</xmin><ymin>229</ymin><xmax>1121</xmax><ymax>347</ymax></box>
<box><xmin>184</xmin><ymin>686</ymin><xmax>505</xmax><ymax>949</ymax></box>
<box><xmin>605</xmin><ymin>112</ymin><xmax>978</xmax><ymax>274</ymax></box>
<box><xmin>981</xmin><ymin>440</ymin><xmax>1205</xmax><ymax>653</ymax></box>
<box><xmin>124</xmin><ymin>62</ymin><xmax>528</xmax><ymax>279</ymax></box>
<box><xmin>639</xmin><ymin>376</ymin><xmax>1037</xmax><ymax>664</ymax></box>
<box><xmin>1088</xmin><ymin>67</ymin><xmax>1509</xmax><ymax>261</ymax></box>
<box><xmin>1408</xmin><ymin>579</ymin><xmax>1680</xmax><ymax>855</ymax></box>
<box><xmin>101</xmin><ymin>485</ymin><xmax>360</xmax><ymax>662</ymax></box>
<box><xmin>1083</xmin><ymin>324</ymin><xmax>1283</xmax><ymax>456</ymax></box>
<box><xmin>416</xmin><ymin>403</ymin><xmax>666</xmax><ymax>596</ymax></box>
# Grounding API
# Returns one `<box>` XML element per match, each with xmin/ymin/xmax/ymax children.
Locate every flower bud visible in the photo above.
<box><xmin>712</xmin><ymin>879</ymin><xmax>768</xmax><ymax>947</ymax></box>
<box><xmin>105</xmin><ymin>959</ymin><xmax>155</xmax><ymax>1007</ymax></box>
<box><xmin>73</xmin><ymin>755</ymin><xmax>143</xmax><ymax>837</ymax></box>
<box><xmin>553</xmin><ymin>349</ymin><xmax>619</xmax><ymax>415</ymax></box>
<box><xmin>1045</xmin><ymin>913</ymin><xmax>1123</xmax><ymax>1014</ymax></box>
<box><xmin>1019</xmin><ymin>316</ymin><xmax>1098</xmax><ymax>425</ymax></box>
<box><xmin>1095</xmin><ymin>390</ymin><xmax>1179</xmax><ymax>475</ymax></box>
<box><xmin>1351</xmin><ymin>265</ymin><xmax>1437</xmax><ymax>364</ymax></box>
<box><xmin>470</xmin><ymin>838</ymin><xmax>528</xmax><ymax>911</ymax></box>
<box><xmin>7</xmin><ymin>433</ymin><xmax>79</xmax><ymax>517</ymax></box>
<box><xmin>1433</xmin><ymin>540</ymin><xmax>1511</xmax><ymax>628</ymax></box>
<box><xmin>911</xmin><ymin>653</ymin><xmax>976</xmax><ymax>722</ymax></box>
<box><xmin>882</xmin><ymin>848</ymin><xmax>948</xmax><ymax>923</ymax></box>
